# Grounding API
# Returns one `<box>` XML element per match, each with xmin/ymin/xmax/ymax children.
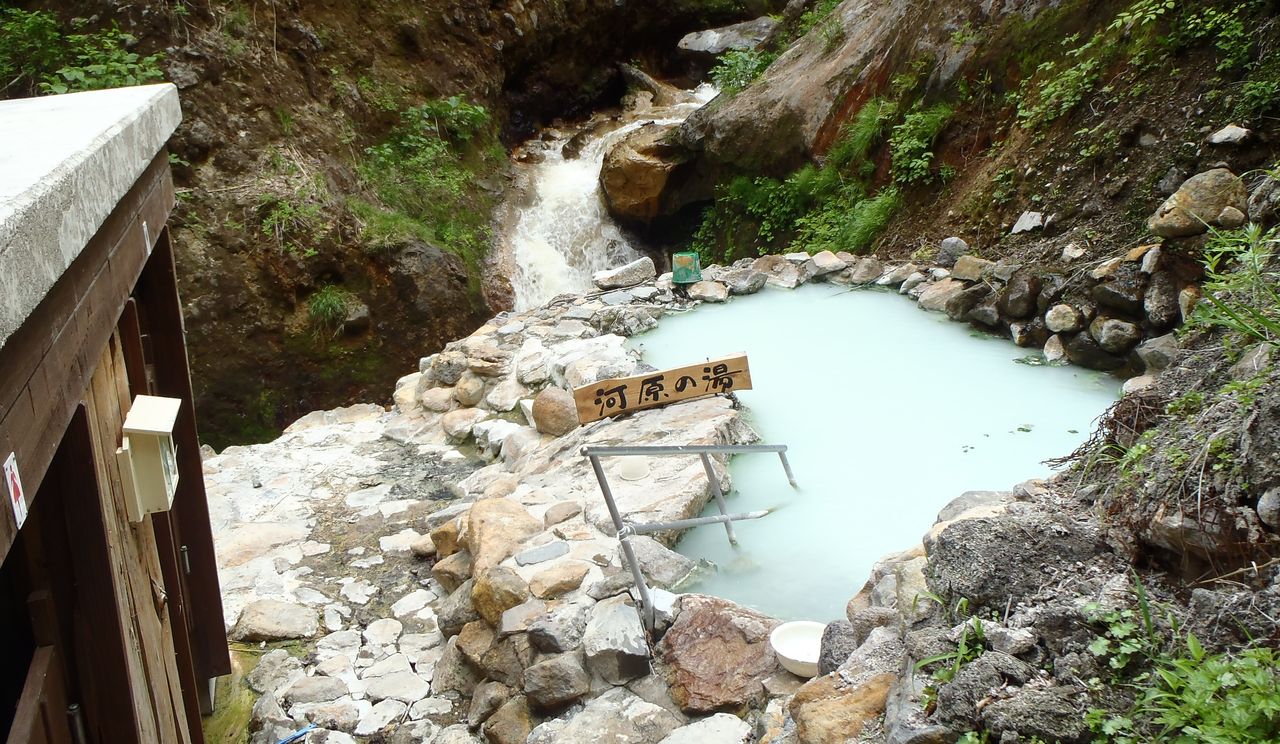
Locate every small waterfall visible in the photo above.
<box><xmin>506</xmin><ymin>84</ymin><xmax>717</xmax><ymax>310</ymax></box>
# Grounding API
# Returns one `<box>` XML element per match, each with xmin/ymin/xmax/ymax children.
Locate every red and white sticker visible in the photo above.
<box><xmin>5</xmin><ymin>452</ymin><xmax>26</xmax><ymax>530</ymax></box>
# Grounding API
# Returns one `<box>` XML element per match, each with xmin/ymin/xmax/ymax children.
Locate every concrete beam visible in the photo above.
<box><xmin>0</xmin><ymin>84</ymin><xmax>182</xmax><ymax>349</ymax></box>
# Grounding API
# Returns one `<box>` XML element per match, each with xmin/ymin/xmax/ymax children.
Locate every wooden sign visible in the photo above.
<box><xmin>573</xmin><ymin>353</ymin><xmax>752</xmax><ymax>424</ymax></box>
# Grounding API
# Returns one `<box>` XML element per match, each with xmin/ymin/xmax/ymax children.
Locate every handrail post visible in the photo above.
<box><xmin>588</xmin><ymin>454</ymin><xmax>656</xmax><ymax>630</ymax></box>
<box><xmin>778</xmin><ymin>450</ymin><xmax>798</xmax><ymax>488</ymax></box>
<box><xmin>699</xmin><ymin>452</ymin><xmax>737</xmax><ymax>546</ymax></box>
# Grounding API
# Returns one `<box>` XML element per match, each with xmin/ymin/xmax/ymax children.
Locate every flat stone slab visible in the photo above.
<box><xmin>515</xmin><ymin>541</ymin><xmax>570</xmax><ymax>566</ymax></box>
<box><xmin>230</xmin><ymin>599</ymin><xmax>318</xmax><ymax>642</ymax></box>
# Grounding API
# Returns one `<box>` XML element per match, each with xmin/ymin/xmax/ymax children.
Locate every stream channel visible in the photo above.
<box><xmin>500</xmin><ymin>83</ymin><xmax>1119</xmax><ymax>623</ymax></box>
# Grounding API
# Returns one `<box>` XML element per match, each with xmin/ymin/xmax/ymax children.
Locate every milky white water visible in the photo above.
<box><xmin>629</xmin><ymin>284</ymin><xmax>1118</xmax><ymax>621</ymax></box>
<box><xmin>507</xmin><ymin>85</ymin><xmax>718</xmax><ymax>310</ymax></box>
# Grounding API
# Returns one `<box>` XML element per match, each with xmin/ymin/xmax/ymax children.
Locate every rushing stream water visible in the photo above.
<box><xmin>630</xmin><ymin>285</ymin><xmax>1119</xmax><ymax>621</ymax></box>
<box><xmin>505</xmin><ymin>84</ymin><xmax>717</xmax><ymax>309</ymax></box>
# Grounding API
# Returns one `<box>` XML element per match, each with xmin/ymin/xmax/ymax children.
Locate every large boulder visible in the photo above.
<box><xmin>594</xmin><ymin>257</ymin><xmax>657</xmax><ymax>290</ymax></box>
<box><xmin>658</xmin><ymin>595</ymin><xmax>779</xmax><ymax>714</ymax></box>
<box><xmin>583</xmin><ymin>595</ymin><xmax>651</xmax><ymax>684</ymax></box>
<box><xmin>677</xmin><ymin>16</ymin><xmax>778</xmax><ymax>65</ymax></box>
<box><xmin>1147</xmin><ymin>168</ymin><xmax>1248</xmax><ymax>238</ymax></box>
<box><xmin>600</xmin><ymin>123</ymin><xmax>692</xmax><ymax>227</ymax></box>
<box><xmin>541</xmin><ymin>688</ymin><xmax>682</xmax><ymax>743</ymax></box>
<box><xmin>467</xmin><ymin>498</ymin><xmax>541</xmax><ymax>572</ymax></box>
<box><xmin>531</xmin><ymin>386</ymin><xmax>579</xmax><ymax>436</ymax></box>
<box><xmin>925</xmin><ymin>511</ymin><xmax>1100</xmax><ymax>611</ymax></box>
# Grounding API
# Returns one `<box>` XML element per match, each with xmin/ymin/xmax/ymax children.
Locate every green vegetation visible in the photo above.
<box><xmin>355</xmin><ymin>96</ymin><xmax>503</xmax><ymax>276</ymax></box>
<box><xmin>794</xmin><ymin>0</ymin><xmax>842</xmax><ymax>40</ymax></box>
<box><xmin>0</xmin><ymin>9</ymin><xmax>164</xmax><ymax>97</ymax></box>
<box><xmin>1172</xmin><ymin>5</ymin><xmax>1251</xmax><ymax>73</ymax></box>
<box><xmin>357</xmin><ymin>75</ymin><xmax>406</xmax><ymax>112</ymax></box>
<box><xmin>307</xmin><ymin>285</ymin><xmax>354</xmax><ymax>330</ymax></box>
<box><xmin>256</xmin><ymin>162</ymin><xmax>330</xmax><ymax>258</ymax></box>
<box><xmin>1084</xmin><ymin>580</ymin><xmax>1280</xmax><ymax>743</ymax></box>
<box><xmin>1014</xmin><ymin>0</ymin><xmax>1272</xmax><ymax>133</ymax></box>
<box><xmin>1165</xmin><ymin>391</ymin><xmax>1205</xmax><ymax>417</ymax></box>
<box><xmin>1016</xmin><ymin>32</ymin><xmax>1110</xmax><ymax>130</ymax></box>
<box><xmin>691</xmin><ymin>95</ymin><xmax>907</xmax><ymax>263</ymax></box>
<box><xmin>1187</xmin><ymin>224</ymin><xmax>1280</xmax><ymax>344</ymax></box>
<box><xmin>889</xmin><ymin>103</ymin><xmax>953</xmax><ymax>184</ymax></box>
<box><xmin>709</xmin><ymin>49</ymin><xmax>778</xmax><ymax>96</ymax></box>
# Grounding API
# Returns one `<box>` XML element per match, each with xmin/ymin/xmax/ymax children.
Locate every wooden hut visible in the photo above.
<box><xmin>0</xmin><ymin>84</ymin><xmax>228</xmax><ymax>743</ymax></box>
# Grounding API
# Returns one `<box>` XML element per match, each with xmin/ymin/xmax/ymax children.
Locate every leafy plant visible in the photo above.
<box><xmin>1187</xmin><ymin>224</ymin><xmax>1280</xmax><ymax>344</ymax></box>
<box><xmin>710</xmin><ymin>49</ymin><xmax>777</xmax><ymax>96</ymax></box>
<box><xmin>39</xmin><ymin>22</ymin><xmax>164</xmax><ymax>94</ymax></box>
<box><xmin>356</xmin><ymin>97</ymin><xmax>501</xmax><ymax>276</ymax></box>
<box><xmin>793</xmin><ymin>0</ymin><xmax>841</xmax><ymax>40</ymax></box>
<box><xmin>0</xmin><ymin>10</ymin><xmax>164</xmax><ymax>97</ymax></box>
<box><xmin>991</xmin><ymin>168</ymin><xmax>1017</xmax><ymax>205</ymax></box>
<box><xmin>1237</xmin><ymin>79</ymin><xmax>1280</xmax><ymax>119</ymax></box>
<box><xmin>890</xmin><ymin>104</ymin><xmax>953</xmax><ymax>184</ymax></box>
<box><xmin>1174</xmin><ymin>6</ymin><xmax>1251</xmax><ymax>73</ymax></box>
<box><xmin>405</xmin><ymin>96</ymin><xmax>491</xmax><ymax>143</ymax></box>
<box><xmin>1108</xmin><ymin>0</ymin><xmax>1174</xmax><ymax>31</ymax></box>
<box><xmin>1089</xmin><ymin>637</ymin><xmax>1280</xmax><ymax>742</ymax></box>
<box><xmin>0</xmin><ymin>9</ymin><xmax>64</xmax><ymax>95</ymax></box>
<box><xmin>1165</xmin><ymin>391</ymin><xmax>1205</xmax><ymax>417</ymax></box>
<box><xmin>1016</xmin><ymin>34</ymin><xmax>1106</xmax><ymax>130</ymax></box>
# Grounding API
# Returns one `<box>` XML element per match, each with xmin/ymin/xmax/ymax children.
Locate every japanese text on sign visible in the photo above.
<box><xmin>572</xmin><ymin>353</ymin><xmax>752</xmax><ymax>424</ymax></box>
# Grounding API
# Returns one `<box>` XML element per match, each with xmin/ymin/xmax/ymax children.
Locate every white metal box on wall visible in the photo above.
<box><xmin>116</xmin><ymin>395</ymin><xmax>181</xmax><ymax>522</ymax></box>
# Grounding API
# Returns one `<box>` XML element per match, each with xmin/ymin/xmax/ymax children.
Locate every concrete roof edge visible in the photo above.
<box><xmin>0</xmin><ymin>84</ymin><xmax>182</xmax><ymax>350</ymax></box>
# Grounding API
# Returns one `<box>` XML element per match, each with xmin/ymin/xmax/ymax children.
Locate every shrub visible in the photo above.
<box><xmin>0</xmin><ymin>10</ymin><xmax>164</xmax><ymax>97</ymax></box>
<box><xmin>0</xmin><ymin>9</ymin><xmax>63</xmax><ymax>96</ymax></box>
<box><xmin>710</xmin><ymin>49</ymin><xmax>777</xmax><ymax>96</ymax></box>
<box><xmin>39</xmin><ymin>23</ymin><xmax>165</xmax><ymax>94</ymax></box>
<box><xmin>405</xmin><ymin>95</ymin><xmax>491</xmax><ymax>142</ymax></box>
<box><xmin>890</xmin><ymin>104</ymin><xmax>953</xmax><ymax>184</ymax></box>
<box><xmin>1174</xmin><ymin>6</ymin><xmax>1251</xmax><ymax>73</ymax></box>
<box><xmin>1016</xmin><ymin>34</ymin><xmax>1107</xmax><ymax>130</ymax></box>
<box><xmin>1186</xmin><ymin>224</ymin><xmax>1280</xmax><ymax>344</ymax></box>
<box><xmin>356</xmin><ymin>97</ymin><xmax>501</xmax><ymax>275</ymax></box>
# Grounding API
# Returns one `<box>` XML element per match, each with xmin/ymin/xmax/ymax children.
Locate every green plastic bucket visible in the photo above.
<box><xmin>672</xmin><ymin>252</ymin><xmax>703</xmax><ymax>284</ymax></box>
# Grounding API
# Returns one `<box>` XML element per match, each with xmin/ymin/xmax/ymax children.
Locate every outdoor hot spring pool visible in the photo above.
<box><xmin>629</xmin><ymin>283</ymin><xmax>1118</xmax><ymax>622</ymax></box>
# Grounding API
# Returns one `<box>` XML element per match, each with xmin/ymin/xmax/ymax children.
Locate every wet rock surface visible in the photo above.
<box><xmin>205</xmin><ymin>207</ymin><xmax>1256</xmax><ymax>744</ymax></box>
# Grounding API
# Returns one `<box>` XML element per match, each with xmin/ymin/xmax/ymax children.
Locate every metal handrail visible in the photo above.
<box><xmin>584</xmin><ymin>443</ymin><xmax>798</xmax><ymax>629</ymax></box>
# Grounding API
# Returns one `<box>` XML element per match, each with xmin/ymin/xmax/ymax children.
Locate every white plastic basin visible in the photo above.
<box><xmin>770</xmin><ymin>620</ymin><xmax>826</xmax><ymax>678</ymax></box>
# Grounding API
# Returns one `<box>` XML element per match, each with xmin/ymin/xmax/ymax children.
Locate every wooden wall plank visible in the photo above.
<box><xmin>0</xmin><ymin>152</ymin><xmax>171</xmax><ymax>564</ymax></box>
<box><xmin>84</xmin><ymin>345</ymin><xmax>163</xmax><ymax>744</ymax></box>
<box><xmin>138</xmin><ymin>229</ymin><xmax>231</xmax><ymax>681</ymax></box>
